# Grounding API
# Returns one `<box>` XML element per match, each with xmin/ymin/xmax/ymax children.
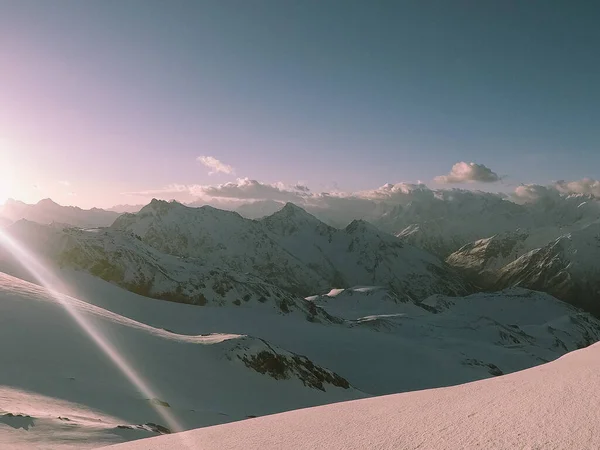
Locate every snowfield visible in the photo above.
<box><xmin>0</xmin><ymin>272</ymin><xmax>361</xmax><ymax>449</ymax></box>
<box><xmin>103</xmin><ymin>341</ymin><xmax>600</xmax><ymax>450</ymax></box>
<box><xmin>1</xmin><ymin>266</ymin><xmax>599</xmax><ymax>449</ymax></box>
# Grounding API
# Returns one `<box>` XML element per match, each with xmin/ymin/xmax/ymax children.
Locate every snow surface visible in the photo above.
<box><xmin>0</xmin><ymin>272</ymin><xmax>360</xmax><ymax>449</ymax></box>
<box><xmin>1</xmin><ymin>262</ymin><xmax>600</xmax><ymax>449</ymax></box>
<box><xmin>103</xmin><ymin>341</ymin><xmax>600</xmax><ymax>450</ymax></box>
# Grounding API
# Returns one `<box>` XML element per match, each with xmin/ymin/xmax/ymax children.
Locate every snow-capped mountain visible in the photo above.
<box><xmin>445</xmin><ymin>228</ymin><xmax>566</xmax><ymax>287</ymax></box>
<box><xmin>492</xmin><ymin>223</ymin><xmax>600</xmax><ymax>316</ymax></box>
<box><xmin>373</xmin><ymin>191</ymin><xmax>600</xmax><ymax>257</ymax></box>
<box><xmin>0</xmin><ymin>198</ymin><xmax>121</xmax><ymax>227</ymax></box>
<box><xmin>0</xmin><ymin>220</ymin><xmax>333</xmax><ymax>322</ymax></box>
<box><xmin>105</xmin><ymin>341</ymin><xmax>600</xmax><ymax>450</ymax></box>
<box><xmin>0</xmin><ymin>272</ymin><xmax>360</xmax><ymax>449</ymax></box>
<box><xmin>111</xmin><ymin>200</ymin><xmax>470</xmax><ymax>301</ymax></box>
<box><xmin>446</xmin><ymin>222</ymin><xmax>600</xmax><ymax>316</ymax></box>
<box><xmin>107</xmin><ymin>204</ymin><xmax>145</xmax><ymax>214</ymax></box>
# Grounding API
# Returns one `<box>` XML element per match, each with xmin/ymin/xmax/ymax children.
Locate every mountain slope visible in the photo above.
<box><xmin>492</xmin><ymin>223</ymin><xmax>600</xmax><ymax>316</ymax></box>
<box><xmin>445</xmin><ymin>228</ymin><xmax>568</xmax><ymax>288</ymax></box>
<box><xmin>375</xmin><ymin>191</ymin><xmax>600</xmax><ymax>257</ymax></box>
<box><xmin>26</xmin><ymin>266</ymin><xmax>600</xmax><ymax>397</ymax></box>
<box><xmin>0</xmin><ymin>198</ymin><xmax>120</xmax><ymax>227</ymax></box>
<box><xmin>0</xmin><ymin>220</ymin><xmax>331</xmax><ymax>322</ymax></box>
<box><xmin>111</xmin><ymin>200</ymin><xmax>470</xmax><ymax>301</ymax></box>
<box><xmin>0</xmin><ymin>272</ymin><xmax>360</xmax><ymax>449</ymax></box>
<box><xmin>103</xmin><ymin>341</ymin><xmax>600</xmax><ymax>450</ymax></box>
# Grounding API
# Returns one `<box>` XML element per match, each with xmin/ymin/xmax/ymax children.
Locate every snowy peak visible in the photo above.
<box><xmin>36</xmin><ymin>198</ymin><xmax>61</xmax><ymax>208</ymax></box>
<box><xmin>138</xmin><ymin>198</ymin><xmax>186</xmax><ymax>216</ymax></box>
<box><xmin>262</xmin><ymin>202</ymin><xmax>330</xmax><ymax>236</ymax></box>
<box><xmin>444</xmin><ymin>222</ymin><xmax>600</xmax><ymax>316</ymax></box>
<box><xmin>345</xmin><ymin>219</ymin><xmax>385</xmax><ymax>237</ymax></box>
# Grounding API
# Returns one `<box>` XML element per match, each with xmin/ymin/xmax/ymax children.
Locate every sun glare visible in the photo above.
<box><xmin>0</xmin><ymin>228</ymin><xmax>192</xmax><ymax>446</ymax></box>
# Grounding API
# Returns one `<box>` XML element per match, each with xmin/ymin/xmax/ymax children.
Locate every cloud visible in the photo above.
<box><xmin>357</xmin><ymin>182</ymin><xmax>433</xmax><ymax>202</ymax></box>
<box><xmin>59</xmin><ymin>180</ymin><xmax>71</xmax><ymax>187</ymax></box>
<box><xmin>193</xmin><ymin>178</ymin><xmax>307</xmax><ymax>202</ymax></box>
<box><xmin>434</xmin><ymin>162</ymin><xmax>501</xmax><ymax>184</ymax></box>
<box><xmin>512</xmin><ymin>178</ymin><xmax>600</xmax><ymax>204</ymax></box>
<box><xmin>197</xmin><ymin>156</ymin><xmax>235</xmax><ymax>175</ymax></box>
<box><xmin>554</xmin><ymin>178</ymin><xmax>600</xmax><ymax>197</ymax></box>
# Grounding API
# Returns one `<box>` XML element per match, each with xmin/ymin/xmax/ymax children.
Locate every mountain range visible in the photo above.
<box><xmin>0</xmin><ymin>198</ymin><xmax>121</xmax><ymax>228</ymax></box>
<box><xmin>3</xmin><ymin>193</ymin><xmax>600</xmax><ymax>448</ymax></box>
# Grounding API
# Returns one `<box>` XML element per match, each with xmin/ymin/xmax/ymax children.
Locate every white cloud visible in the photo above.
<box><xmin>59</xmin><ymin>180</ymin><xmax>71</xmax><ymax>187</ymax></box>
<box><xmin>512</xmin><ymin>178</ymin><xmax>600</xmax><ymax>204</ymax></box>
<box><xmin>434</xmin><ymin>162</ymin><xmax>501</xmax><ymax>184</ymax></box>
<box><xmin>554</xmin><ymin>178</ymin><xmax>600</xmax><ymax>197</ymax></box>
<box><xmin>512</xmin><ymin>184</ymin><xmax>558</xmax><ymax>203</ymax></box>
<box><xmin>192</xmin><ymin>178</ymin><xmax>307</xmax><ymax>202</ymax></box>
<box><xmin>357</xmin><ymin>182</ymin><xmax>433</xmax><ymax>202</ymax></box>
<box><xmin>197</xmin><ymin>156</ymin><xmax>235</xmax><ymax>175</ymax></box>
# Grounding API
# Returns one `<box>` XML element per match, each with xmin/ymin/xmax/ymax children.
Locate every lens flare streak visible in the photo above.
<box><xmin>0</xmin><ymin>228</ymin><xmax>189</xmax><ymax>441</ymax></box>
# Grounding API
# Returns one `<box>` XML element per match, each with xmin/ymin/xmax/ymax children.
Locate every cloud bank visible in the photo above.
<box><xmin>434</xmin><ymin>162</ymin><xmax>501</xmax><ymax>184</ymax></box>
<box><xmin>191</xmin><ymin>178</ymin><xmax>309</xmax><ymax>202</ymax></box>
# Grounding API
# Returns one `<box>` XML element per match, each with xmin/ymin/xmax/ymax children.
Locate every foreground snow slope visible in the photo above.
<box><xmin>104</xmin><ymin>341</ymin><xmax>600</xmax><ymax>450</ymax></box>
<box><xmin>0</xmin><ymin>273</ymin><xmax>360</xmax><ymax>449</ymax></box>
<box><xmin>11</xmin><ymin>267</ymin><xmax>599</xmax><ymax>397</ymax></box>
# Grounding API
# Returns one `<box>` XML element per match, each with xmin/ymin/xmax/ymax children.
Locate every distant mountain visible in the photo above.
<box><xmin>111</xmin><ymin>200</ymin><xmax>470</xmax><ymax>301</ymax></box>
<box><xmin>0</xmin><ymin>198</ymin><xmax>121</xmax><ymax>227</ymax></box>
<box><xmin>236</xmin><ymin>200</ymin><xmax>285</xmax><ymax>219</ymax></box>
<box><xmin>492</xmin><ymin>223</ymin><xmax>600</xmax><ymax>316</ymax></box>
<box><xmin>445</xmin><ymin>228</ymin><xmax>566</xmax><ymax>288</ymax></box>
<box><xmin>446</xmin><ymin>222</ymin><xmax>600</xmax><ymax>316</ymax></box>
<box><xmin>107</xmin><ymin>203</ymin><xmax>145</xmax><ymax>214</ymax></box>
<box><xmin>372</xmin><ymin>191</ymin><xmax>600</xmax><ymax>257</ymax></box>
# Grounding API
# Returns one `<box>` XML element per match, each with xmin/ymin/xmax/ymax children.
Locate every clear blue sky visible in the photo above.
<box><xmin>0</xmin><ymin>0</ymin><xmax>598</xmax><ymax>207</ymax></box>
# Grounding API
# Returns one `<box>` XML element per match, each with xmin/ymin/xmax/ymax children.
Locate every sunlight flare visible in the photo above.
<box><xmin>0</xmin><ymin>227</ymin><xmax>188</xmax><ymax>440</ymax></box>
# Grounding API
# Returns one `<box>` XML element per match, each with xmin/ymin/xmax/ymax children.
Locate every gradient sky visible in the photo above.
<box><xmin>1</xmin><ymin>1</ymin><xmax>599</xmax><ymax>208</ymax></box>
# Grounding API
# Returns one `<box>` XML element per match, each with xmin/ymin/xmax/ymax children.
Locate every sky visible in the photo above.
<box><xmin>0</xmin><ymin>0</ymin><xmax>599</xmax><ymax>208</ymax></box>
